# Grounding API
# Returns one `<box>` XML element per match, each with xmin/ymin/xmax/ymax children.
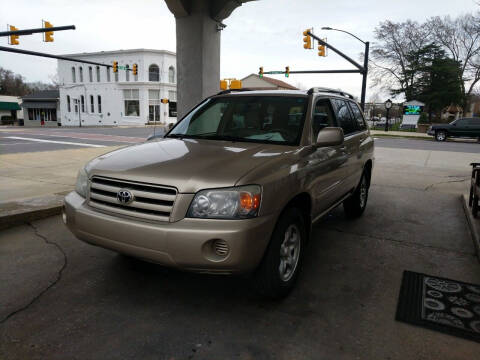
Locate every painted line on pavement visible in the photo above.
<box><xmin>5</xmin><ymin>137</ymin><xmax>106</xmax><ymax>148</ymax></box>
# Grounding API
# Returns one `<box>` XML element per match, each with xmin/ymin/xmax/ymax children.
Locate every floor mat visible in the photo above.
<box><xmin>396</xmin><ymin>271</ymin><xmax>480</xmax><ymax>343</ymax></box>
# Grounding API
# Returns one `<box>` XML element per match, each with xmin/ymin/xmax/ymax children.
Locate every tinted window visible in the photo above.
<box><xmin>332</xmin><ymin>99</ymin><xmax>358</xmax><ymax>135</ymax></box>
<box><xmin>455</xmin><ymin>119</ymin><xmax>468</xmax><ymax>127</ymax></box>
<box><xmin>312</xmin><ymin>98</ymin><xmax>336</xmax><ymax>141</ymax></box>
<box><xmin>169</xmin><ymin>96</ymin><xmax>308</xmax><ymax>145</ymax></box>
<box><xmin>348</xmin><ymin>101</ymin><xmax>366</xmax><ymax>131</ymax></box>
<box><xmin>469</xmin><ymin>118</ymin><xmax>480</xmax><ymax>126</ymax></box>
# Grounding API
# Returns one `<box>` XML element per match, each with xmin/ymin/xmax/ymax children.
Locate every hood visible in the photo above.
<box><xmin>86</xmin><ymin>138</ymin><xmax>294</xmax><ymax>193</ymax></box>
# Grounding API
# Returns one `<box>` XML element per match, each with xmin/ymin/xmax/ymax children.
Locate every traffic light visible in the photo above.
<box><xmin>259</xmin><ymin>66</ymin><xmax>264</xmax><ymax>78</ymax></box>
<box><xmin>230</xmin><ymin>79</ymin><xmax>242</xmax><ymax>89</ymax></box>
<box><xmin>303</xmin><ymin>29</ymin><xmax>312</xmax><ymax>49</ymax></box>
<box><xmin>318</xmin><ymin>44</ymin><xmax>326</xmax><ymax>57</ymax></box>
<box><xmin>220</xmin><ymin>79</ymin><xmax>228</xmax><ymax>90</ymax></box>
<box><xmin>132</xmin><ymin>63</ymin><xmax>138</xmax><ymax>76</ymax></box>
<box><xmin>113</xmin><ymin>61</ymin><xmax>118</xmax><ymax>73</ymax></box>
<box><xmin>161</xmin><ymin>98</ymin><xmax>169</xmax><ymax>104</ymax></box>
<box><xmin>9</xmin><ymin>25</ymin><xmax>19</xmax><ymax>45</ymax></box>
<box><xmin>285</xmin><ymin>66</ymin><xmax>290</xmax><ymax>78</ymax></box>
<box><xmin>44</xmin><ymin>21</ymin><xmax>54</xmax><ymax>42</ymax></box>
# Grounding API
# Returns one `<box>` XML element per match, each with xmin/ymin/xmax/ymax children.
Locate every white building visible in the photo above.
<box><xmin>58</xmin><ymin>49</ymin><xmax>177</xmax><ymax>126</ymax></box>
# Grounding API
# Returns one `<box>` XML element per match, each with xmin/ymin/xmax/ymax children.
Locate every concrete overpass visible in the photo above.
<box><xmin>165</xmin><ymin>0</ymin><xmax>254</xmax><ymax>119</ymax></box>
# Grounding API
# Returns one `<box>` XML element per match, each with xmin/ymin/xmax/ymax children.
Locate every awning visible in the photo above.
<box><xmin>0</xmin><ymin>101</ymin><xmax>21</xmax><ymax>111</ymax></box>
<box><xmin>21</xmin><ymin>102</ymin><xmax>57</xmax><ymax>109</ymax></box>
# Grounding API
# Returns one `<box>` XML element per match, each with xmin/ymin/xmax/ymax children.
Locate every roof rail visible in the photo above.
<box><xmin>307</xmin><ymin>87</ymin><xmax>355</xmax><ymax>99</ymax></box>
<box><xmin>216</xmin><ymin>88</ymin><xmax>256</xmax><ymax>95</ymax></box>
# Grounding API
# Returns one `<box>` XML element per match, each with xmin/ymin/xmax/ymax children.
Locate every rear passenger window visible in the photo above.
<box><xmin>332</xmin><ymin>99</ymin><xmax>358</xmax><ymax>135</ymax></box>
<box><xmin>312</xmin><ymin>98</ymin><xmax>336</xmax><ymax>141</ymax></box>
<box><xmin>348</xmin><ymin>101</ymin><xmax>366</xmax><ymax>131</ymax></box>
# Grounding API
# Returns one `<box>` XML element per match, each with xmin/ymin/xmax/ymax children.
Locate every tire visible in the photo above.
<box><xmin>343</xmin><ymin>170</ymin><xmax>369</xmax><ymax>219</ymax></box>
<box><xmin>253</xmin><ymin>207</ymin><xmax>306</xmax><ymax>299</ymax></box>
<box><xmin>435</xmin><ymin>130</ymin><xmax>447</xmax><ymax>141</ymax></box>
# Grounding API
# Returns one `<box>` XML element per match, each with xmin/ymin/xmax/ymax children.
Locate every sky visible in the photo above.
<box><xmin>0</xmin><ymin>0</ymin><xmax>478</xmax><ymax>101</ymax></box>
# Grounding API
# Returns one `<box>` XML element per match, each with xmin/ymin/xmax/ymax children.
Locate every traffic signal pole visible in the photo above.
<box><xmin>307</xmin><ymin>31</ymin><xmax>364</xmax><ymax>72</ymax></box>
<box><xmin>0</xmin><ymin>46</ymin><xmax>112</xmax><ymax>68</ymax></box>
<box><xmin>0</xmin><ymin>25</ymin><xmax>75</xmax><ymax>37</ymax></box>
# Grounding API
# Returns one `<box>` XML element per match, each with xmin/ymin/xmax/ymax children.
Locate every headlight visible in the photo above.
<box><xmin>187</xmin><ymin>185</ymin><xmax>261</xmax><ymax>219</ymax></box>
<box><xmin>75</xmin><ymin>167</ymin><xmax>88</xmax><ymax>198</ymax></box>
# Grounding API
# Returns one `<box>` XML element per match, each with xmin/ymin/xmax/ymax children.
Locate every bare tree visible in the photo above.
<box><xmin>426</xmin><ymin>13</ymin><xmax>480</xmax><ymax>105</ymax></box>
<box><xmin>370</xmin><ymin>20</ymin><xmax>431</xmax><ymax>98</ymax></box>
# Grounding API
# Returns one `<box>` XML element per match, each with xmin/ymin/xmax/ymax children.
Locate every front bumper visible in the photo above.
<box><xmin>63</xmin><ymin>191</ymin><xmax>277</xmax><ymax>274</ymax></box>
<box><xmin>427</xmin><ymin>129</ymin><xmax>435</xmax><ymax>136</ymax></box>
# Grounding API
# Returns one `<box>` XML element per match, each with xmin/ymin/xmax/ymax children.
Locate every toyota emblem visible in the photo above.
<box><xmin>117</xmin><ymin>189</ymin><xmax>134</xmax><ymax>204</ymax></box>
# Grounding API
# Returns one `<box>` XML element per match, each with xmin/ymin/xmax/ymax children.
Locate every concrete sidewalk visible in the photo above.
<box><xmin>370</xmin><ymin>130</ymin><xmax>430</xmax><ymax>138</ymax></box>
<box><xmin>0</xmin><ymin>146</ymin><xmax>121</xmax><ymax>228</ymax></box>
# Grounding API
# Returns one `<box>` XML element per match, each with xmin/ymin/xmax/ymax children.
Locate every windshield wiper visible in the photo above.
<box><xmin>166</xmin><ymin>133</ymin><xmax>185</xmax><ymax>139</ymax></box>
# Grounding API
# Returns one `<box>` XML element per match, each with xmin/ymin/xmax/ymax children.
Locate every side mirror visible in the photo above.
<box><xmin>316</xmin><ymin>127</ymin><xmax>344</xmax><ymax>147</ymax></box>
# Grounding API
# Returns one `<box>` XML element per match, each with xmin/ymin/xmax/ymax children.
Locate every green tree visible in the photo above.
<box><xmin>400</xmin><ymin>44</ymin><xmax>463</xmax><ymax>121</ymax></box>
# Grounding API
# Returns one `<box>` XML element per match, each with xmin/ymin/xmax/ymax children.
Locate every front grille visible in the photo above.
<box><xmin>88</xmin><ymin>176</ymin><xmax>177</xmax><ymax>222</ymax></box>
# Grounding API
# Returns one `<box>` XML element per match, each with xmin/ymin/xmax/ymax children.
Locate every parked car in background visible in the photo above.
<box><xmin>427</xmin><ymin>118</ymin><xmax>480</xmax><ymax>141</ymax></box>
<box><xmin>64</xmin><ymin>87</ymin><xmax>374</xmax><ymax>299</ymax></box>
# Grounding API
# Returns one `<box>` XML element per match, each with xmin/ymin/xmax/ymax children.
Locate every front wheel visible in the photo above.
<box><xmin>435</xmin><ymin>130</ymin><xmax>447</xmax><ymax>141</ymax></box>
<box><xmin>253</xmin><ymin>207</ymin><xmax>305</xmax><ymax>299</ymax></box>
<box><xmin>343</xmin><ymin>170</ymin><xmax>369</xmax><ymax>218</ymax></box>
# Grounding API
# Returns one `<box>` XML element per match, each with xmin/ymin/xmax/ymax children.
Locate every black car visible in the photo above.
<box><xmin>427</xmin><ymin>117</ymin><xmax>480</xmax><ymax>141</ymax></box>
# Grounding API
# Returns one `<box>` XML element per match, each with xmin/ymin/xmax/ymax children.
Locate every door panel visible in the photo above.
<box><xmin>308</xmin><ymin>97</ymin><xmax>347</xmax><ymax>217</ymax></box>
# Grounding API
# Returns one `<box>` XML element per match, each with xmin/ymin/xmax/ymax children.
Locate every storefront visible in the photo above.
<box><xmin>21</xmin><ymin>90</ymin><xmax>60</xmax><ymax>127</ymax></box>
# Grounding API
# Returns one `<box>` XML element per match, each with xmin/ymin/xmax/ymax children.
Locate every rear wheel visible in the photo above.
<box><xmin>435</xmin><ymin>130</ymin><xmax>447</xmax><ymax>141</ymax></box>
<box><xmin>343</xmin><ymin>170</ymin><xmax>369</xmax><ymax>218</ymax></box>
<box><xmin>253</xmin><ymin>207</ymin><xmax>305</xmax><ymax>299</ymax></box>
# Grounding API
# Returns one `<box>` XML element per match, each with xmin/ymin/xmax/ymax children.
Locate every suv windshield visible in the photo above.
<box><xmin>168</xmin><ymin>95</ymin><xmax>308</xmax><ymax>145</ymax></box>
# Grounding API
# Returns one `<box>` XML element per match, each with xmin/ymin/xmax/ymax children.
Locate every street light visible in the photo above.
<box><xmin>385</xmin><ymin>99</ymin><xmax>392</xmax><ymax>132</ymax></box>
<box><xmin>321</xmin><ymin>26</ymin><xmax>369</xmax><ymax>111</ymax></box>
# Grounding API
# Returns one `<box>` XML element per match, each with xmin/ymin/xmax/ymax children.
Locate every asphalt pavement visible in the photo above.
<box><xmin>0</xmin><ymin>126</ymin><xmax>165</xmax><ymax>154</ymax></box>
<box><xmin>1</xmin><ymin>126</ymin><xmax>479</xmax><ymax>154</ymax></box>
<box><xmin>1</xmin><ymin>175</ymin><xmax>478</xmax><ymax>359</ymax></box>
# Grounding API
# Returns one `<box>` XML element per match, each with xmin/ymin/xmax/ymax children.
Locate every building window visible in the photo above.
<box><xmin>74</xmin><ymin>99</ymin><xmax>78</xmax><ymax>113</ymax></box>
<box><xmin>71</xmin><ymin>67</ymin><xmax>76</xmax><ymax>83</ymax></box>
<box><xmin>96</xmin><ymin>66</ymin><xmax>101</xmax><ymax>82</ymax></box>
<box><xmin>125</xmin><ymin>65</ymin><xmax>130</xmax><ymax>82</ymax></box>
<box><xmin>149</xmin><ymin>64</ymin><xmax>159</xmax><ymax>81</ymax></box>
<box><xmin>148</xmin><ymin>90</ymin><xmax>160</xmax><ymax>122</ymax></box>
<box><xmin>168</xmin><ymin>90</ymin><xmax>177</xmax><ymax>101</ymax></box>
<box><xmin>97</xmin><ymin>95</ymin><xmax>102</xmax><ymax>113</ymax></box>
<box><xmin>67</xmin><ymin>95</ymin><xmax>71</xmax><ymax>112</ymax></box>
<box><xmin>115</xmin><ymin>71</ymin><xmax>118</xmax><ymax>82</ymax></box>
<box><xmin>79</xmin><ymin>67</ymin><xmax>83</xmax><ymax>82</ymax></box>
<box><xmin>106</xmin><ymin>67</ymin><xmax>111</xmax><ymax>82</ymax></box>
<box><xmin>123</xmin><ymin>89</ymin><xmax>140</xmax><ymax>117</ymax></box>
<box><xmin>168</xmin><ymin>66</ymin><xmax>175</xmax><ymax>83</ymax></box>
<box><xmin>90</xmin><ymin>95</ymin><xmax>94</xmax><ymax>112</ymax></box>
<box><xmin>27</xmin><ymin>109</ymin><xmax>57</xmax><ymax>121</ymax></box>
<box><xmin>80</xmin><ymin>95</ymin><xmax>85</xmax><ymax>112</ymax></box>
<box><xmin>88</xmin><ymin>66</ymin><xmax>93</xmax><ymax>82</ymax></box>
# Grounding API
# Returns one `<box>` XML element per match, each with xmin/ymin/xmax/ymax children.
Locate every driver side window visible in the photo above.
<box><xmin>312</xmin><ymin>98</ymin><xmax>336</xmax><ymax>141</ymax></box>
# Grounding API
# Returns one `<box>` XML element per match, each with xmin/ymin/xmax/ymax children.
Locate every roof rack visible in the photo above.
<box><xmin>216</xmin><ymin>88</ymin><xmax>256</xmax><ymax>95</ymax></box>
<box><xmin>307</xmin><ymin>87</ymin><xmax>355</xmax><ymax>99</ymax></box>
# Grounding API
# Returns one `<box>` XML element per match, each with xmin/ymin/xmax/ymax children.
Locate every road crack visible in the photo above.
<box><xmin>424</xmin><ymin>177</ymin><xmax>469</xmax><ymax>191</ymax></box>
<box><xmin>0</xmin><ymin>222</ymin><xmax>68</xmax><ymax>325</ymax></box>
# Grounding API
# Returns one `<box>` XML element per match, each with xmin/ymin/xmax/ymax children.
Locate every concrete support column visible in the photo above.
<box><xmin>175</xmin><ymin>1</ymin><xmax>220</xmax><ymax>119</ymax></box>
<box><xmin>165</xmin><ymin>0</ymin><xmax>253</xmax><ymax>119</ymax></box>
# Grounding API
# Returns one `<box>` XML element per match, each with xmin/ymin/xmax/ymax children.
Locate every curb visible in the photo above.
<box><xmin>461</xmin><ymin>194</ymin><xmax>480</xmax><ymax>263</ymax></box>
<box><xmin>0</xmin><ymin>195</ymin><xmax>64</xmax><ymax>231</ymax></box>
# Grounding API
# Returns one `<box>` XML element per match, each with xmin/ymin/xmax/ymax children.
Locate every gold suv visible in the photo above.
<box><xmin>64</xmin><ymin>88</ymin><xmax>374</xmax><ymax>298</ymax></box>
